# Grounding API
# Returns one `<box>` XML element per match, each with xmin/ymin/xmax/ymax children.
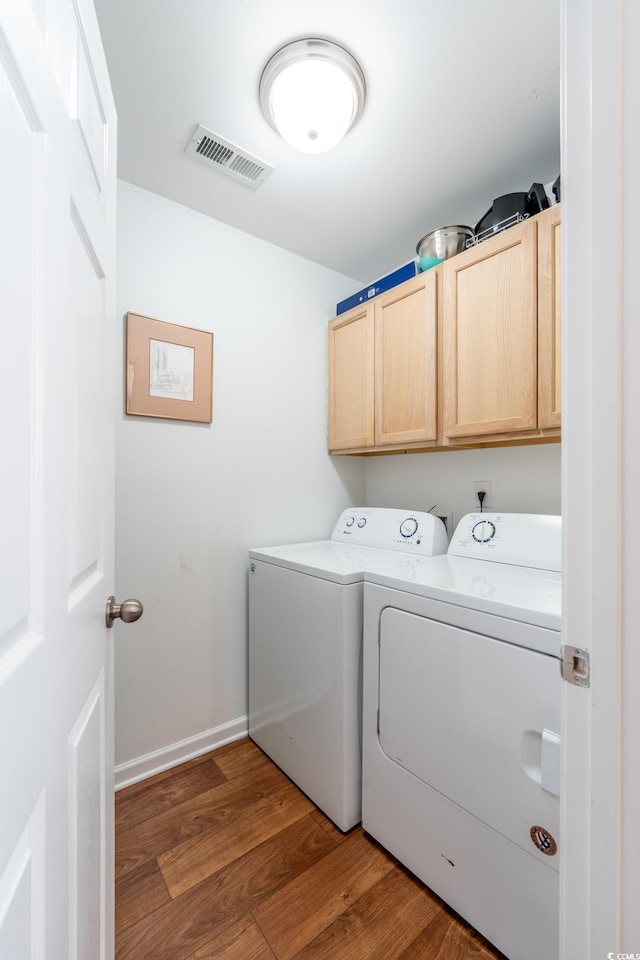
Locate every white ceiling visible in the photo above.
<box><xmin>94</xmin><ymin>0</ymin><xmax>560</xmax><ymax>283</ymax></box>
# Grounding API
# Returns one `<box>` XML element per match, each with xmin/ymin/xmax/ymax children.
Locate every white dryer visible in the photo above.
<box><xmin>248</xmin><ymin>507</ymin><xmax>448</xmax><ymax>831</ymax></box>
<box><xmin>362</xmin><ymin>513</ymin><xmax>562</xmax><ymax>960</ymax></box>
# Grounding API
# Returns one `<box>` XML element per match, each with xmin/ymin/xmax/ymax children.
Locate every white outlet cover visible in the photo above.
<box><xmin>474</xmin><ymin>481</ymin><xmax>492</xmax><ymax>509</ymax></box>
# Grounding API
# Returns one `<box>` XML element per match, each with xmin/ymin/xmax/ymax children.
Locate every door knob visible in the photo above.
<box><xmin>105</xmin><ymin>596</ymin><xmax>143</xmax><ymax>629</ymax></box>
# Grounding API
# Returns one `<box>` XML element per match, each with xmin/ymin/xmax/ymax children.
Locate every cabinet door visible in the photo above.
<box><xmin>442</xmin><ymin>219</ymin><xmax>538</xmax><ymax>440</ymax></box>
<box><xmin>538</xmin><ymin>205</ymin><xmax>562</xmax><ymax>428</ymax></box>
<box><xmin>374</xmin><ymin>272</ymin><xmax>438</xmax><ymax>447</ymax></box>
<box><xmin>328</xmin><ymin>303</ymin><xmax>375</xmax><ymax>451</ymax></box>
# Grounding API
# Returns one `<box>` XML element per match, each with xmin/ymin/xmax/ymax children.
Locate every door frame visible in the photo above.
<box><xmin>561</xmin><ymin>0</ymin><xmax>640</xmax><ymax>953</ymax></box>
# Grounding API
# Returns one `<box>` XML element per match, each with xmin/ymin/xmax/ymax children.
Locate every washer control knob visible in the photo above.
<box><xmin>399</xmin><ymin>517</ymin><xmax>419</xmax><ymax>538</ymax></box>
<box><xmin>345</xmin><ymin>516</ymin><xmax>355</xmax><ymax>527</ymax></box>
<box><xmin>472</xmin><ymin>520</ymin><xmax>496</xmax><ymax>543</ymax></box>
<box><xmin>357</xmin><ymin>518</ymin><xmax>367</xmax><ymax>528</ymax></box>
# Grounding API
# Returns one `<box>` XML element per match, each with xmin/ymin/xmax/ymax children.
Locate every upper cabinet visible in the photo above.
<box><xmin>328</xmin><ymin>271</ymin><xmax>438</xmax><ymax>453</ymax></box>
<box><xmin>328</xmin><ymin>204</ymin><xmax>561</xmax><ymax>454</ymax></box>
<box><xmin>328</xmin><ymin>301</ymin><xmax>375</xmax><ymax>451</ymax></box>
<box><xmin>537</xmin><ymin>204</ymin><xmax>562</xmax><ymax>428</ymax></box>
<box><xmin>374</xmin><ymin>272</ymin><xmax>438</xmax><ymax>448</ymax></box>
<box><xmin>441</xmin><ymin>217</ymin><xmax>538</xmax><ymax>441</ymax></box>
<box><xmin>441</xmin><ymin>205</ymin><xmax>560</xmax><ymax>444</ymax></box>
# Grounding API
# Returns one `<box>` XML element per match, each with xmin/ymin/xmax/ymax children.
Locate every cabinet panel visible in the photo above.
<box><xmin>538</xmin><ymin>206</ymin><xmax>562</xmax><ymax>428</ymax></box>
<box><xmin>374</xmin><ymin>272</ymin><xmax>437</xmax><ymax>446</ymax></box>
<box><xmin>442</xmin><ymin>219</ymin><xmax>538</xmax><ymax>440</ymax></box>
<box><xmin>328</xmin><ymin>305</ymin><xmax>375</xmax><ymax>450</ymax></box>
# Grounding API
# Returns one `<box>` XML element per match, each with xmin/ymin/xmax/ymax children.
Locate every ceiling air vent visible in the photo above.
<box><xmin>185</xmin><ymin>124</ymin><xmax>274</xmax><ymax>189</ymax></box>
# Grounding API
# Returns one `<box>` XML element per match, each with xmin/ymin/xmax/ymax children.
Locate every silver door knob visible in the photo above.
<box><xmin>105</xmin><ymin>596</ymin><xmax>143</xmax><ymax>629</ymax></box>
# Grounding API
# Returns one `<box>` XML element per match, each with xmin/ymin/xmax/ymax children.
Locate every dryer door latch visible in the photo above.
<box><xmin>560</xmin><ymin>645</ymin><xmax>590</xmax><ymax>688</ymax></box>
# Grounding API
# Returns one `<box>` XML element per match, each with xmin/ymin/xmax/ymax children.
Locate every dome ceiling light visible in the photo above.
<box><xmin>259</xmin><ymin>38</ymin><xmax>366</xmax><ymax>155</ymax></box>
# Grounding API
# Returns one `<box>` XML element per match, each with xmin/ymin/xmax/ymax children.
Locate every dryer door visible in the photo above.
<box><xmin>378</xmin><ymin>607</ymin><xmax>560</xmax><ymax>866</ymax></box>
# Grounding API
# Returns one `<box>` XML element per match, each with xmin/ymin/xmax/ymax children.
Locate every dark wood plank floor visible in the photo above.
<box><xmin>115</xmin><ymin>739</ymin><xmax>507</xmax><ymax>960</ymax></box>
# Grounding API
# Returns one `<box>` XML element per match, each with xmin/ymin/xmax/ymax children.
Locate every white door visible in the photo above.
<box><xmin>562</xmin><ymin>0</ymin><xmax>640</xmax><ymax>955</ymax></box>
<box><xmin>0</xmin><ymin>2</ymin><xmax>118</xmax><ymax>958</ymax></box>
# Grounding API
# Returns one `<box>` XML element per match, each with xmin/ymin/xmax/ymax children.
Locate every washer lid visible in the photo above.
<box><xmin>248</xmin><ymin>540</ymin><xmax>427</xmax><ymax>585</ymax></box>
<box><xmin>365</xmin><ymin>554</ymin><xmax>561</xmax><ymax>631</ymax></box>
<box><xmin>249</xmin><ymin>506</ymin><xmax>449</xmax><ymax>584</ymax></box>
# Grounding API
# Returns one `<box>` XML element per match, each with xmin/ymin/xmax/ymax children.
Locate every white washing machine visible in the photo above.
<box><xmin>248</xmin><ymin>507</ymin><xmax>448</xmax><ymax>831</ymax></box>
<box><xmin>362</xmin><ymin>513</ymin><xmax>562</xmax><ymax>960</ymax></box>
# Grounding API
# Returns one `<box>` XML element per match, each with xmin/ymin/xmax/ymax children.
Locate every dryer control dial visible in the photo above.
<box><xmin>345</xmin><ymin>516</ymin><xmax>355</xmax><ymax>527</ymax></box>
<box><xmin>472</xmin><ymin>520</ymin><xmax>496</xmax><ymax>543</ymax></box>
<box><xmin>399</xmin><ymin>517</ymin><xmax>419</xmax><ymax>539</ymax></box>
<box><xmin>357</xmin><ymin>517</ymin><xmax>367</xmax><ymax>528</ymax></box>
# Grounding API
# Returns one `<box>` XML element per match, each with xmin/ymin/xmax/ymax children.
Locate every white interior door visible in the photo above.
<box><xmin>562</xmin><ymin>0</ymin><xmax>640</xmax><ymax>955</ymax></box>
<box><xmin>0</xmin><ymin>2</ymin><xmax>117</xmax><ymax>958</ymax></box>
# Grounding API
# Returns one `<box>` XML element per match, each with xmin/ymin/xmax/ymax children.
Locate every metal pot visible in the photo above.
<box><xmin>416</xmin><ymin>225</ymin><xmax>475</xmax><ymax>264</ymax></box>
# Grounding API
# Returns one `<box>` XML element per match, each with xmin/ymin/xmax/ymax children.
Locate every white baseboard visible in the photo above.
<box><xmin>114</xmin><ymin>715</ymin><xmax>249</xmax><ymax>790</ymax></box>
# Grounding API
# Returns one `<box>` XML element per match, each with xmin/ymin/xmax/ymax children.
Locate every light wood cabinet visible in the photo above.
<box><xmin>328</xmin><ymin>205</ymin><xmax>561</xmax><ymax>454</ymax></box>
<box><xmin>441</xmin><ymin>206</ymin><xmax>561</xmax><ymax>445</ymax></box>
<box><xmin>374</xmin><ymin>272</ymin><xmax>438</xmax><ymax>447</ymax></box>
<box><xmin>328</xmin><ymin>302</ymin><xmax>375</xmax><ymax>451</ymax></box>
<box><xmin>442</xmin><ymin>218</ymin><xmax>538</xmax><ymax>441</ymax></box>
<box><xmin>538</xmin><ymin>204</ymin><xmax>562</xmax><ymax>428</ymax></box>
<box><xmin>328</xmin><ymin>271</ymin><xmax>438</xmax><ymax>453</ymax></box>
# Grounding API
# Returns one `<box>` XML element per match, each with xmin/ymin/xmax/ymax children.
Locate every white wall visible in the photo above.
<box><xmin>365</xmin><ymin>443</ymin><xmax>561</xmax><ymax>531</ymax></box>
<box><xmin>114</xmin><ymin>181</ymin><xmax>364</xmax><ymax>780</ymax></box>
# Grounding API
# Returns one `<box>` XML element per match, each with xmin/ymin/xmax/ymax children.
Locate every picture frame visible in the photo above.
<box><xmin>126</xmin><ymin>312</ymin><xmax>213</xmax><ymax>423</ymax></box>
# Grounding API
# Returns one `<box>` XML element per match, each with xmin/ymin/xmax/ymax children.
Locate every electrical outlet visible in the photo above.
<box><xmin>474</xmin><ymin>481</ymin><xmax>492</xmax><ymax>510</ymax></box>
<box><xmin>436</xmin><ymin>512</ymin><xmax>454</xmax><ymax>538</ymax></box>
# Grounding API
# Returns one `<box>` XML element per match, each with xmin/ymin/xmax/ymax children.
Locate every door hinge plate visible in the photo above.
<box><xmin>560</xmin><ymin>644</ymin><xmax>590</xmax><ymax>688</ymax></box>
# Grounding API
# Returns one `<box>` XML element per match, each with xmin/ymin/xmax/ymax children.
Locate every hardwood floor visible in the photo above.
<box><xmin>115</xmin><ymin>739</ymin><xmax>507</xmax><ymax>960</ymax></box>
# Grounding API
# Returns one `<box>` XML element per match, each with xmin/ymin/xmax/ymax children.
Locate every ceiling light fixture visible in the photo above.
<box><xmin>259</xmin><ymin>38</ymin><xmax>366</xmax><ymax>155</ymax></box>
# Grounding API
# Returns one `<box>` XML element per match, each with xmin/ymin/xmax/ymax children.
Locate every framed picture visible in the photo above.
<box><xmin>126</xmin><ymin>312</ymin><xmax>213</xmax><ymax>423</ymax></box>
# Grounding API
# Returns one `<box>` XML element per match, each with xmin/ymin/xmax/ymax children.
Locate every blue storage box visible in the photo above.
<box><xmin>336</xmin><ymin>261</ymin><xmax>418</xmax><ymax>315</ymax></box>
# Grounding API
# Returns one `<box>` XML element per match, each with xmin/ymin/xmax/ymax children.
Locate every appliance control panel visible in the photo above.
<box><xmin>448</xmin><ymin>513</ymin><xmax>561</xmax><ymax>571</ymax></box>
<box><xmin>471</xmin><ymin>519</ymin><xmax>496</xmax><ymax>543</ymax></box>
<box><xmin>331</xmin><ymin>507</ymin><xmax>448</xmax><ymax>556</ymax></box>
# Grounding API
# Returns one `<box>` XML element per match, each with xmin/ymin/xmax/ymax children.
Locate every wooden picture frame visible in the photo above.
<box><xmin>126</xmin><ymin>312</ymin><xmax>213</xmax><ymax>423</ymax></box>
